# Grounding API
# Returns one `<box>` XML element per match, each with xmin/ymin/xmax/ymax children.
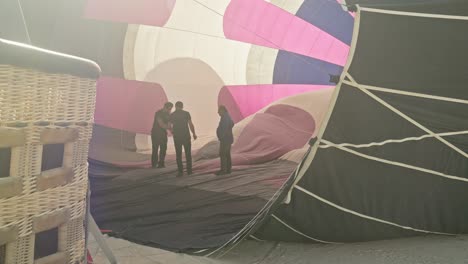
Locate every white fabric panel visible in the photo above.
<box><xmin>270</xmin><ymin>0</ymin><xmax>305</xmax><ymax>14</ymax></box>
<box><xmin>266</xmin><ymin>89</ymin><xmax>335</xmax><ymax>137</ymax></box>
<box><xmin>135</xmin><ymin>133</ymin><xmax>151</xmax><ymax>152</ymax></box>
<box><xmin>246</xmin><ymin>46</ymin><xmax>278</xmax><ymax>85</ymax></box>
<box><xmin>131</xmin><ymin>26</ymin><xmax>251</xmax><ymax>135</ymax></box>
<box><xmin>130</xmin><ymin>0</ymin><xmax>252</xmax><ymax>84</ymax></box>
<box><xmin>279</xmin><ymin>145</ymin><xmax>309</xmax><ymax>163</ymax></box>
<box><xmin>164</xmin><ymin>0</ymin><xmax>226</xmax><ymax>38</ymax></box>
<box><xmin>194</xmin><ymin>0</ymin><xmax>232</xmax><ymax>16</ymax></box>
<box><xmin>125</xmin><ymin>0</ymin><xmax>310</xmax><ymax>136</ymax></box>
<box><xmin>123</xmin><ymin>24</ymin><xmax>138</xmax><ymax>80</ymax></box>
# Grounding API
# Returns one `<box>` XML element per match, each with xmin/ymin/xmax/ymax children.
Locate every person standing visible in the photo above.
<box><xmin>151</xmin><ymin>102</ymin><xmax>173</xmax><ymax>168</ymax></box>
<box><xmin>216</xmin><ymin>105</ymin><xmax>234</xmax><ymax>175</ymax></box>
<box><xmin>170</xmin><ymin>101</ymin><xmax>197</xmax><ymax>176</ymax></box>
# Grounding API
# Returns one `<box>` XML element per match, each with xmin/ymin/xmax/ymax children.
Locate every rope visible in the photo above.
<box><xmin>16</xmin><ymin>0</ymin><xmax>31</xmax><ymax>44</ymax></box>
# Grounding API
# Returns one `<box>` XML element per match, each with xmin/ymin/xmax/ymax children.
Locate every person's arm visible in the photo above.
<box><xmin>157</xmin><ymin>117</ymin><xmax>170</xmax><ymax>129</ymax></box>
<box><xmin>187</xmin><ymin>112</ymin><xmax>197</xmax><ymax>140</ymax></box>
<box><xmin>217</xmin><ymin>115</ymin><xmax>228</xmax><ymax>141</ymax></box>
<box><xmin>189</xmin><ymin>119</ymin><xmax>197</xmax><ymax>140</ymax></box>
<box><xmin>167</xmin><ymin>121</ymin><xmax>173</xmax><ymax>134</ymax></box>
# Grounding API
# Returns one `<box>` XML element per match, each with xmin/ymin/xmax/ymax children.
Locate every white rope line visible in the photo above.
<box><xmin>271</xmin><ymin>214</ymin><xmax>338</xmax><ymax>244</ymax></box>
<box><xmin>0</xmin><ymin>39</ymin><xmax>100</xmax><ymax>69</ymax></box>
<box><xmin>16</xmin><ymin>0</ymin><xmax>31</xmax><ymax>44</ymax></box>
<box><xmin>249</xmin><ymin>235</ymin><xmax>265</xmax><ymax>242</ymax></box>
<box><xmin>361</xmin><ymin>6</ymin><xmax>468</xmax><ymax>21</ymax></box>
<box><xmin>319</xmin><ymin>131</ymin><xmax>468</xmax><ymax>149</ymax></box>
<box><xmin>342</xmin><ymin>80</ymin><xmax>468</xmax><ymax>105</ymax></box>
<box><xmin>346</xmin><ymin>73</ymin><xmax>468</xmax><ymax>159</ymax></box>
<box><xmin>294</xmin><ymin>185</ymin><xmax>455</xmax><ymax>236</ymax></box>
<box><xmin>193</xmin><ymin>248</ymin><xmax>210</xmax><ymax>254</ymax></box>
<box><xmin>320</xmin><ymin>139</ymin><xmax>468</xmax><ymax>183</ymax></box>
<box><xmin>284</xmin><ymin>8</ymin><xmax>364</xmax><ymax>204</ymax></box>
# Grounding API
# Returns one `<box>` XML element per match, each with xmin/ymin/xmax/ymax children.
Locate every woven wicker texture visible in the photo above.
<box><xmin>0</xmin><ymin>65</ymin><xmax>96</xmax><ymax>264</ymax></box>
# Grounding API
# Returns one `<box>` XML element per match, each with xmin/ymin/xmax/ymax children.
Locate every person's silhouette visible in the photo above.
<box><xmin>216</xmin><ymin>105</ymin><xmax>234</xmax><ymax>175</ymax></box>
<box><xmin>170</xmin><ymin>101</ymin><xmax>197</xmax><ymax>176</ymax></box>
<box><xmin>151</xmin><ymin>102</ymin><xmax>173</xmax><ymax>168</ymax></box>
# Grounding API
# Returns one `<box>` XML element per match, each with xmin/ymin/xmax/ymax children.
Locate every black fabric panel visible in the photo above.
<box><xmin>347</xmin><ymin>0</ymin><xmax>468</xmax><ymax>16</ymax></box>
<box><xmin>323</xmin><ymin>84</ymin><xmax>426</xmax><ymax>144</ymax></box>
<box><xmin>347</xmin><ymin>137</ymin><xmax>468</xmax><ymax>178</ymax></box>
<box><xmin>258</xmin><ymin>4</ymin><xmax>468</xmax><ymax>246</ymax></box>
<box><xmin>445</xmin><ymin>134</ymin><xmax>468</xmax><ymax>153</ymax></box>
<box><xmin>41</xmin><ymin>144</ymin><xmax>64</xmax><ymax>171</ymax></box>
<box><xmin>0</xmin><ymin>38</ymin><xmax>100</xmax><ymax>79</ymax></box>
<box><xmin>298</xmin><ymin>148</ymin><xmax>468</xmax><ymax>234</ymax></box>
<box><xmin>0</xmin><ymin>245</ymin><xmax>5</xmax><ymax>264</ymax></box>
<box><xmin>0</xmin><ymin>148</ymin><xmax>11</xmax><ymax>178</ymax></box>
<box><xmin>260</xmin><ymin>190</ymin><xmax>420</xmax><ymax>243</ymax></box>
<box><xmin>349</xmin><ymin>12</ymin><xmax>468</xmax><ymax>100</ymax></box>
<box><xmin>34</xmin><ymin>228</ymin><xmax>59</xmax><ymax>259</ymax></box>
<box><xmin>373</xmin><ymin>91</ymin><xmax>468</xmax><ymax>134</ymax></box>
<box><xmin>253</xmin><ymin>216</ymin><xmax>312</xmax><ymax>243</ymax></box>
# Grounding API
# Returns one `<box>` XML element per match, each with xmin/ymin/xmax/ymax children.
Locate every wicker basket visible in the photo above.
<box><xmin>0</xmin><ymin>39</ymin><xmax>100</xmax><ymax>264</ymax></box>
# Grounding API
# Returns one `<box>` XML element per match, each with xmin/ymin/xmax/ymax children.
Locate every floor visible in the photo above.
<box><xmin>88</xmin><ymin>234</ymin><xmax>468</xmax><ymax>264</ymax></box>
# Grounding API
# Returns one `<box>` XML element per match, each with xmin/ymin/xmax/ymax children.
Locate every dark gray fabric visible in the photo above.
<box><xmin>90</xmin><ymin>160</ymin><xmax>296</xmax><ymax>252</ymax></box>
<box><xmin>253</xmin><ymin>4</ymin><xmax>468</xmax><ymax>246</ymax></box>
<box><xmin>0</xmin><ymin>148</ymin><xmax>11</xmax><ymax>178</ymax></box>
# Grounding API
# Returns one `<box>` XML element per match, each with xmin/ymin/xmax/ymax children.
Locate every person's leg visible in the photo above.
<box><xmin>218</xmin><ymin>141</ymin><xmax>227</xmax><ymax>174</ymax></box>
<box><xmin>151</xmin><ymin>134</ymin><xmax>160</xmax><ymax>168</ymax></box>
<box><xmin>158</xmin><ymin>136</ymin><xmax>167</xmax><ymax>167</ymax></box>
<box><xmin>226</xmin><ymin>143</ymin><xmax>232</xmax><ymax>173</ymax></box>
<box><xmin>174</xmin><ymin>139</ymin><xmax>184</xmax><ymax>175</ymax></box>
<box><xmin>184</xmin><ymin>140</ymin><xmax>192</xmax><ymax>174</ymax></box>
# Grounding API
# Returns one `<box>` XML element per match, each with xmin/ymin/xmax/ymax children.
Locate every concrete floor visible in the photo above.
<box><xmin>88</xmin><ymin>234</ymin><xmax>468</xmax><ymax>264</ymax></box>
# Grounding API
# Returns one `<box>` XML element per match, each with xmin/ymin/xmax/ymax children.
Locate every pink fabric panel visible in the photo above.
<box><xmin>218</xmin><ymin>84</ymin><xmax>332</xmax><ymax>123</ymax></box>
<box><xmin>218</xmin><ymin>87</ymin><xmax>245</xmax><ymax>124</ymax></box>
<box><xmin>224</xmin><ymin>0</ymin><xmax>349</xmax><ymax>66</ymax></box>
<box><xmin>194</xmin><ymin>104</ymin><xmax>315</xmax><ymax>172</ymax></box>
<box><xmin>84</xmin><ymin>0</ymin><xmax>176</xmax><ymax>26</ymax></box>
<box><xmin>94</xmin><ymin>77</ymin><xmax>168</xmax><ymax>134</ymax></box>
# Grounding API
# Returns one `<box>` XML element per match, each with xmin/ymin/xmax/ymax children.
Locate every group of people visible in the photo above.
<box><xmin>151</xmin><ymin>101</ymin><xmax>234</xmax><ymax>176</ymax></box>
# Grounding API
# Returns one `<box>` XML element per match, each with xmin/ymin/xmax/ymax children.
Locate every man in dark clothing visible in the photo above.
<box><xmin>170</xmin><ymin>101</ymin><xmax>197</xmax><ymax>176</ymax></box>
<box><xmin>151</xmin><ymin>102</ymin><xmax>173</xmax><ymax>168</ymax></box>
<box><xmin>216</xmin><ymin>105</ymin><xmax>234</xmax><ymax>175</ymax></box>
